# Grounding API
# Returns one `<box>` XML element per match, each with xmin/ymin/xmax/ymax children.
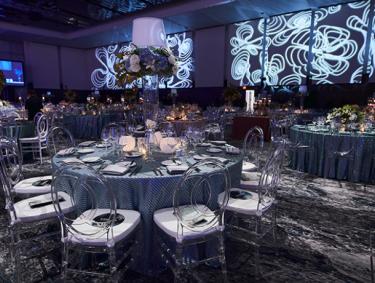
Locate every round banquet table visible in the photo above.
<box><xmin>52</xmin><ymin>145</ymin><xmax>242</xmax><ymax>275</ymax></box>
<box><xmin>62</xmin><ymin>112</ymin><xmax>124</xmax><ymax>139</ymax></box>
<box><xmin>290</xmin><ymin>125</ymin><xmax>375</xmax><ymax>184</ymax></box>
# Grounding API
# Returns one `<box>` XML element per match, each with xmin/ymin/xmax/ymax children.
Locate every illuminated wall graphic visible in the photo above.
<box><xmin>229</xmin><ymin>19</ymin><xmax>265</xmax><ymax>86</ymax></box>
<box><xmin>311</xmin><ymin>1</ymin><xmax>369</xmax><ymax>84</ymax></box>
<box><xmin>229</xmin><ymin>0</ymin><xmax>371</xmax><ymax>85</ymax></box>
<box><xmin>90</xmin><ymin>32</ymin><xmax>194</xmax><ymax>89</ymax></box>
<box><xmin>264</xmin><ymin>11</ymin><xmax>312</xmax><ymax>85</ymax></box>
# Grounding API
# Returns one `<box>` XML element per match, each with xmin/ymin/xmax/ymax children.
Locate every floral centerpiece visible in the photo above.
<box><xmin>326</xmin><ymin>104</ymin><xmax>365</xmax><ymax>128</ymax></box>
<box><xmin>114</xmin><ymin>44</ymin><xmax>178</xmax><ymax>85</ymax></box>
<box><xmin>0</xmin><ymin>71</ymin><xmax>5</xmax><ymax>94</ymax></box>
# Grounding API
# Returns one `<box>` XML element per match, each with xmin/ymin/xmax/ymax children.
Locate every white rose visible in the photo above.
<box><xmin>168</xmin><ymin>55</ymin><xmax>176</xmax><ymax>65</ymax></box>
<box><xmin>349</xmin><ymin>114</ymin><xmax>357</xmax><ymax>121</ymax></box>
<box><xmin>129</xmin><ymin>63</ymin><xmax>141</xmax><ymax>73</ymax></box>
<box><xmin>129</xmin><ymin>54</ymin><xmax>140</xmax><ymax>65</ymax></box>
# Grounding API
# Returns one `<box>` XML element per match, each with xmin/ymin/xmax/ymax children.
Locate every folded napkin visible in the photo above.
<box><xmin>101</xmin><ymin>164</ymin><xmax>129</xmax><ymax>175</ymax></box>
<box><xmin>166</xmin><ymin>165</ymin><xmax>189</xmax><ymax>175</ymax></box>
<box><xmin>119</xmin><ymin>135</ymin><xmax>136</xmax><ymax>152</ymax></box>
<box><xmin>209</xmin><ymin>156</ymin><xmax>229</xmax><ymax>164</ymax></box>
<box><xmin>242</xmin><ymin>161</ymin><xmax>257</xmax><ymax>172</ymax></box>
<box><xmin>61</xmin><ymin>157</ymin><xmax>84</xmax><ymax>164</ymax></box>
<box><xmin>57</xmin><ymin>147</ymin><xmax>76</xmax><ymax>157</ymax></box>
<box><xmin>226</xmin><ymin>145</ymin><xmax>240</xmax><ymax>155</ymax></box>
<box><xmin>160</xmin><ymin>137</ymin><xmax>180</xmax><ymax>154</ymax></box>
<box><xmin>153</xmin><ymin>131</ymin><xmax>163</xmax><ymax>146</ymax></box>
<box><xmin>78</xmin><ymin>141</ymin><xmax>96</xmax><ymax>147</ymax></box>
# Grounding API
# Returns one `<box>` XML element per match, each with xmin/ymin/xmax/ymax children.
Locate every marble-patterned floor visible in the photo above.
<box><xmin>0</xmin><ymin>161</ymin><xmax>374</xmax><ymax>282</ymax></box>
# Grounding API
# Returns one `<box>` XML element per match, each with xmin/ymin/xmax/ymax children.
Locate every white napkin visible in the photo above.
<box><xmin>61</xmin><ymin>157</ymin><xmax>83</xmax><ymax>164</ymax></box>
<box><xmin>101</xmin><ymin>164</ymin><xmax>129</xmax><ymax>175</ymax></box>
<box><xmin>57</xmin><ymin>147</ymin><xmax>75</xmax><ymax>156</ymax></box>
<box><xmin>226</xmin><ymin>145</ymin><xmax>240</xmax><ymax>154</ymax></box>
<box><xmin>208</xmin><ymin>156</ymin><xmax>229</xmax><ymax>164</ymax></box>
<box><xmin>159</xmin><ymin>137</ymin><xmax>179</xmax><ymax>154</ymax></box>
<box><xmin>242</xmin><ymin>161</ymin><xmax>257</xmax><ymax>172</ymax></box>
<box><xmin>119</xmin><ymin>136</ymin><xmax>136</xmax><ymax>152</ymax></box>
<box><xmin>167</xmin><ymin>165</ymin><xmax>189</xmax><ymax>175</ymax></box>
<box><xmin>153</xmin><ymin>131</ymin><xmax>163</xmax><ymax>146</ymax></box>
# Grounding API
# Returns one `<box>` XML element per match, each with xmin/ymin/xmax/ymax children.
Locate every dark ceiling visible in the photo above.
<box><xmin>0</xmin><ymin>0</ymin><xmax>177</xmax><ymax>32</ymax></box>
<box><xmin>0</xmin><ymin>0</ymin><xmax>359</xmax><ymax>48</ymax></box>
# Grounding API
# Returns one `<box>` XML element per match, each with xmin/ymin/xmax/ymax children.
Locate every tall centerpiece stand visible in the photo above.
<box><xmin>115</xmin><ymin>17</ymin><xmax>178</xmax><ymax>160</ymax></box>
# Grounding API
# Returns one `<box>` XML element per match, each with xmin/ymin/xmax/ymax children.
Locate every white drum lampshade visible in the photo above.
<box><xmin>132</xmin><ymin>17</ymin><xmax>167</xmax><ymax>48</ymax></box>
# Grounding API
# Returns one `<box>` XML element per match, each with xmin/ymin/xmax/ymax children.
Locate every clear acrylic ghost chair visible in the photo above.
<box><xmin>371</xmin><ymin>231</ymin><xmax>374</xmax><ymax>283</ymax></box>
<box><xmin>242</xmin><ymin>126</ymin><xmax>264</xmax><ymax>175</ymax></box>
<box><xmin>217</xmin><ymin>143</ymin><xmax>285</xmax><ymax>276</ymax></box>
<box><xmin>153</xmin><ymin>159</ymin><xmax>230</xmax><ymax>283</ymax></box>
<box><xmin>0</xmin><ymin>137</ymin><xmax>52</xmax><ymax>196</ymax></box>
<box><xmin>19</xmin><ymin>114</ymin><xmax>49</xmax><ymax>164</ymax></box>
<box><xmin>52</xmin><ymin>164</ymin><xmax>141</xmax><ymax>282</ymax></box>
<box><xmin>324</xmin><ymin>136</ymin><xmax>354</xmax><ymax>181</ymax></box>
<box><xmin>0</xmin><ymin>140</ymin><xmax>75</xmax><ymax>283</ymax></box>
<box><xmin>46</xmin><ymin>126</ymin><xmax>75</xmax><ymax>156</ymax></box>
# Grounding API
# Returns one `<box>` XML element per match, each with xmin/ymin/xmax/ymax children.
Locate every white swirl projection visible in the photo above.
<box><xmin>230</xmin><ymin>19</ymin><xmax>265</xmax><ymax>86</ymax></box>
<box><xmin>264</xmin><ymin>11</ymin><xmax>312</xmax><ymax>85</ymax></box>
<box><xmin>90</xmin><ymin>32</ymin><xmax>194</xmax><ymax>89</ymax></box>
<box><xmin>311</xmin><ymin>1</ymin><xmax>369</xmax><ymax>84</ymax></box>
<box><xmin>229</xmin><ymin>0</ymin><xmax>370</xmax><ymax>85</ymax></box>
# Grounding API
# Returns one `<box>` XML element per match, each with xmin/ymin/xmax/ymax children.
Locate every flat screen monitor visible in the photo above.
<box><xmin>0</xmin><ymin>60</ymin><xmax>25</xmax><ymax>86</ymax></box>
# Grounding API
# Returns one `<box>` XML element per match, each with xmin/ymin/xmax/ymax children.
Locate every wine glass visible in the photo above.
<box><xmin>101</xmin><ymin>128</ymin><xmax>110</xmax><ymax>150</ymax></box>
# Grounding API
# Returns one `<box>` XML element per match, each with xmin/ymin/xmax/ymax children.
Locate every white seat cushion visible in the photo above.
<box><xmin>19</xmin><ymin>136</ymin><xmax>39</xmax><ymax>142</ymax></box>
<box><xmin>242</xmin><ymin>161</ymin><xmax>257</xmax><ymax>172</ymax></box>
<box><xmin>13</xmin><ymin>192</ymin><xmax>74</xmax><ymax>223</ymax></box>
<box><xmin>240</xmin><ymin>171</ymin><xmax>261</xmax><ymax>189</ymax></box>
<box><xmin>218</xmin><ymin>188</ymin><xmax>274</xmax><ymax>216</ymax></box>
<box><xmin>153</xmin><ymin>205</ymin><xmax>220</xmax><ymax>242</ymax></box>
<box><xmin>67</xmin><ymin>209</ymin><xmax>141</xmax><ymax>246</ymax></box>
<box><xmin>13</xmin><ymin>175</ymin><xmax>52</xmax><ymax>195</ymax></box>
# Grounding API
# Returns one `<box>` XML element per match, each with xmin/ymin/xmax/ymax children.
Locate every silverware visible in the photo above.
<box><xmin>156</xmin><ymin>168</ymin><xmax>164</xmax><ymax>176</ymax></box>
<box><xmin>152</xmin><ymin>169</ymin><xmax>159</xmax><ymax>176</ymax></box>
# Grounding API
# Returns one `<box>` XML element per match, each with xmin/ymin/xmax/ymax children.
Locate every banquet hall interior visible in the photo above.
<box><xmin>0</xmin><ymin>0</ymin><xmax>374</xmax><ymax>282</ymax></box>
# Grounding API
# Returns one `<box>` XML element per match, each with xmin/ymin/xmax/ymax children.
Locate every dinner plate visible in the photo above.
<box><xmin>197</xmin><ymin>143</ymin><xmax>211</xmax><ymax>147</ymax></box>
<box><xmin>210</xmin><ymin>140</ymin><xmax>226</xmax><ymax>146</ymax></box>
<box><xmin>161</xmin><ymin>159</ymin><xmax>182</xmax><ymax>166</ymax></box>
<box><xmin>77</xmin><ymin>148</ymin><xmax>95</xmax><ymax>154</ymax></box>
<box><xmin>96</xmin><ymin>143</ymin><xmax>112</xmax><ymax>148</ymax></box>
<box><xmin>207</xmin><ymin>147</ymin><xmax>223</xmax><ymax>153</ymax></box>
<box><xmin>124</xmin><ymin>152</ymin><xmax>143</xmax><ymax>158</ymax></box>
<box><xmin>81</xmin><ymin>156</ymin><xmax>102</xmax><ymax>163</ymax></box>
<box><xmin>78</xmin><ymin>141</ymin><xmax>96</xmax><ymax>147</ymax></box>
<box><xmin>193</xmin><ymin>154</ymin><xmax>211</xmax><ymax>160</ymax></box>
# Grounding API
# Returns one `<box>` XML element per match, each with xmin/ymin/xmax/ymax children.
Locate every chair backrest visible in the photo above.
<box><xmin>33</xmin><ymin>112</ymin><xmax>43</xmax><ymax>126</ymax></box>
<box><xmin>52</xmin><ymin>164</ymin><xmax>117</xmax><ymax>244</ymax></box>
<box><xmin>47</xmin><ymin>127</ymin><xmax>75</xmax><ymax>155</ymax></box>
<box><xmin>257</xmin><ymin>143</ymin><xmax>285</xmax><ymax>210</ymax></box>
<box><xmin>0</xmin><ymin>137</ymin><xmax>23</xmax><ymax>186</ymax></box>
<box><xmin>173</xmin><ymin>159</ymin><xmax>230</xmax><ymax>240</ymax></box>
<box><xmin>36</xmin><ymin>114</ymin><xmax>49</xmax><ymax>139</ymax></box>
<box><xmin>243</xmin><ymin>126</ymin><xmax>264</xmax><ymax>167</ymax></box>
<box><xmin>0</xmin><ymin>139</ymin><xmax>22</xmax><ymax>223</ymax></box>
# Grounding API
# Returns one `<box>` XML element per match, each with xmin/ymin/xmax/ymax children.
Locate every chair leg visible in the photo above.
<box><xmin>39</xmin><ymin>143</ymin><xmax>43</xmax><ymax>164</ymax></box>
<box><xmin>62</xmin><ymin>243</ymin><xmax>69</xmax><ymax>283</ymax></box>
<box><xmin>218</xmin><ymin>233</ymin><xmax>228</xmax><ymax>283</ymax></box>
<box><xmin>174</xmin><ymin>243</ymin><xmax>184</xmax><ymax>283</ymax></box>
<box><xmin>255</xmin><ymin>216</ymin><xmax>262</xmax><ymax>279</ymax></box>
<box><xmin>108</xmin><ymin>247</ymin><xmax>118</xmax><ymax>283</ymax></box>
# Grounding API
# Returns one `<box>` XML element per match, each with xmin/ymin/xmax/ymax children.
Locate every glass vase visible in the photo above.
<box><xmin>142</xmin><ymin>75</ymin><xmax>159</xmax><ymax>123</ymax></box>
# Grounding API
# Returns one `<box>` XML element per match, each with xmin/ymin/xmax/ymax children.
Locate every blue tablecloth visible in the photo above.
<box><xmin>1</xmin><ymin>120</ymin><xmax>34</xmax><ymax>139</ymax></box>
<box><xmin>290</xmin><ymin>126</ymin><xmax>375</xmax><ymax>184</ymax></box>
<box><xmin>52</xmin><ymin>146</ymin><xmax>242</xmax><ymax>274</ymax></box>
<box><xmin>63</xmin><ymin>112</ymin><xmax>124</xmax><ymax>139</ymax></box>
